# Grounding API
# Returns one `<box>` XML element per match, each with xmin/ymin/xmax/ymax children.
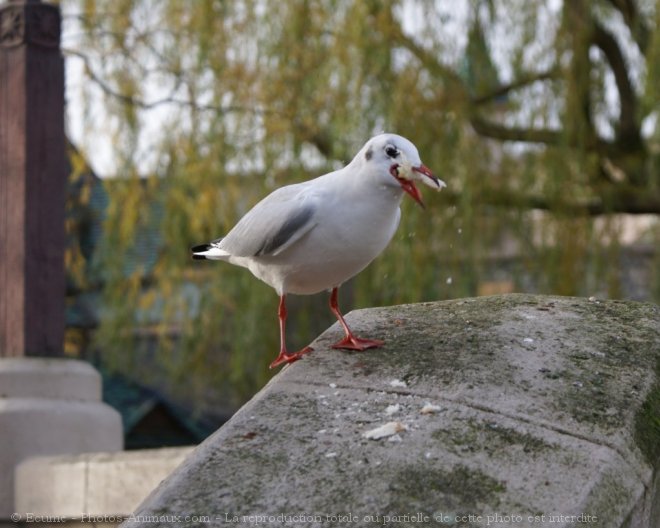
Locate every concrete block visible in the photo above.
<box><xmin>15</xmin><ymin>457</ymin><xmax>87</xmax><ymax>517</ymax></box>
<box><xmin>15</xmin><ymin>447</ymin><xmax>193</xmax><ymax>519</ymax></box>
<box><xmin>123</xmin><ymin>295</ymin><xmax>660</xmax><ymax>528</ymax></box>
<box><xmin>0</xmin><ymin>358</ymin><xmax>101</xmax><ymax>401</ymax></box>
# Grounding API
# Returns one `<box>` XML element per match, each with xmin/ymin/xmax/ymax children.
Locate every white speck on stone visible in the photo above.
<box><xmin>385</xmin><ymin>404</ymin><xmax>400</xmax><ymax>415</ymax></box>
<box><xmin>425</xmin><ymin>452</ymin><xmax>432</xmax><ymax>459</ymax></box>
<box><xmin>420</xmin><ymin>403</ymin><xmax>443</xmax><ymax>415</ymax></box>
<box><xmin>329</xmin><ymin>383</ymin><xmax>337</xmax><ymax>388</ymax></box>
<box><xmin>325</xmin><ymin>452</ymin><xmax>337</xmax><ymax>458</ymax></box>
<box><xmin>523</xmin><ymin>338</ymin><xmax>534</xmax><ymax>343</ymax></box>
<box><xmin>387</xmin><ymin>434</ymin><xmax>403</xmax><ymax>443</ymax></box>
<box><xmin>389</xmin><ymin>379</ymin><xmax>407</xmax><ymax>388</ymax></box>
<box><xmin>573</xmin><ymin>381</ymin><xmax>584</xmax><ymax>388</ymax></box>
<box><xmin>318</xmin><ymin>429</ymin><xmax>326</xmax><ymax>434</ymax></box>
<box><xmin>363</xmin><ymin>422</ymin><xmax>407</xmax><ymax>440</ymax></box>
<box><xmin>446</xmin><ymin>277</ymin><xmax>453</xmax><ymax>285</ymax></box>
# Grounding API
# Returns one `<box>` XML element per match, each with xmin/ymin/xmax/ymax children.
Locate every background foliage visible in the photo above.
<box><xmin>62</xmin><ymin>0</ymin><xmax>660</xmax><ymax>411</ymax></box>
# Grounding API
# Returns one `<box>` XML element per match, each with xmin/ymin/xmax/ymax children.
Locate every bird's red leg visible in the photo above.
<box><xmin>329</xmin><ymin>287</ymin><xmax>384</xmax><ymax>350</ymax></box>
<box><xmin>269</xmin><ymin>295</ymin><xmax>313</xmax><ymax>369</ymax></box>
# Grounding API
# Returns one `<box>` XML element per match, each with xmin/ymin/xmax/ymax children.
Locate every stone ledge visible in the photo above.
<box><xmin>125</xmin><ymin>295</ymin><xmax>660</xmax><ymax>528</ymax></box>
<box><xmin>15</xmin><ymin>447</ymin><xmax>194</xmax><ymax>520</ymax></box>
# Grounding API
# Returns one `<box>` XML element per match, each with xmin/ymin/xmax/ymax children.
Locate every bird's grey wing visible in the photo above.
<box><xmin>217</xmin><ymin>184</ymin><xmax>319</xmax><ymax>257</ymax></box>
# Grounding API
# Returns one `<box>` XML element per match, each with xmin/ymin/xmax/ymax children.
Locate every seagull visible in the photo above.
<box><xmin>192</xmin><ymin>134</ymin><xmax>445</xmax><ymax>369</ymax></box>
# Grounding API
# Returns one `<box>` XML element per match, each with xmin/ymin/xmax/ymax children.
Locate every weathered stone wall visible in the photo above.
<box><xmin>124</xmin><ymin>295</ymin><xmax>660</xmax><ymax>528</ymax></box>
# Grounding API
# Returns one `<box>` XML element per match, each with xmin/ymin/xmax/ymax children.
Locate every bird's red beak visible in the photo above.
<box><xmin>413</xmin><ymin>164</ymin><xmax>441</xmax><ymax>186</ymax></box>
<box><xmin>390</xmin><ymin>163</ymin><xmax>441</xmax><ymax>209</ymax></box>
<box><xmin>398</xmin><ymin>178</ymin><xmax>425</xmax><ymax>208</ymax></box>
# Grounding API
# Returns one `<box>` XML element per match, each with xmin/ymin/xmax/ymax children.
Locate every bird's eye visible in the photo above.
<box><xmin>385</xmin><ymin>146</ymin><xmax>399</xmax><ymax>158</ymax></box>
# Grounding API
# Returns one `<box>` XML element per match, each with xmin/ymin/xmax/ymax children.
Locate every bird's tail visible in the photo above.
<box><xmin>191</xmin><ymin>243</ymin><xmax>230</xmax><ymax>260</ymax></box>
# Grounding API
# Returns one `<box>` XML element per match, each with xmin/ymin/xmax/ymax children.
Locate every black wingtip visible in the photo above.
<box><xmin>191</xmin><ymin>244</ymin><xmax>211</xmax><ymax>253</ymax></box>
<box><xmin>191</xmin><ymin>243</ymin><xmax>211</xmax><ymax>260</ymax></box>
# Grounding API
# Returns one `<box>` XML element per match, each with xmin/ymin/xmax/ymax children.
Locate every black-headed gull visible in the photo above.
<box><xmin>192</xmin><ymin>133</ymin><xmax>445</xmax><ymax>368</ymax></box>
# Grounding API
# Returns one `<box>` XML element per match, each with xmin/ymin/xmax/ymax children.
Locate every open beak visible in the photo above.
<box><xmin>398</xmin><ymin>178</ymin><xmax>426</xmax><ymax>208</ymax></box>
<box><xmin>413</xmin><ymin>164</ymin><xmax>445</xmax><ymax>190</ymax></box>
<box><xmin>392</xmin><ymin>163</ymin><xmax>446</xmax><ymax>209</ymax></box>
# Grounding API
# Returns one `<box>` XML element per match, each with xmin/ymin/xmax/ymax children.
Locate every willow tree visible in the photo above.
<box><xmin>63</xmin><ymin>0</ymin><xmax>659</xmax><ymax>406</ymax></box>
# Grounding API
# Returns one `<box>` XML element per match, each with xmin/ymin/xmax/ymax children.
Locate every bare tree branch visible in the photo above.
<box><xmin>389</xmin><ymin>26</ymin><xmax>469</xmax><ymax>101</ymax></box>
<box><xmin>471</xmin><ymin>69</ymin><xmax>559</xmax><ymax>106</ymax></box>
<box><xmin>591</xmin><ymin>22</ymin><xmax>640</xmax><ymax>146</ymax></box>
<box><xmin>469</xmin><ymin>116</ymin><xmax>563</xmax><ymax>145</ymax></box>
<box><xmin>603</xmin><ymin>0</ymin><xmax>651</xmax><ymax>52</ymax></box>
<box><xmin>63</xmin><ymin>48</ymin><xmax>276</xmax><ymax>116</ymax></box>
<box><xmin>469</xmin><ymin>115</ymin><xmax>623</xmax><ymax>159</ymax></box>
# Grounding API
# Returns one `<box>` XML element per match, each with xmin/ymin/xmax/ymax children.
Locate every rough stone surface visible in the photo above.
<box><xmin>125</xmin><ymin>295</ymin><xmax>660</xmax><ymax>528</ymax></box>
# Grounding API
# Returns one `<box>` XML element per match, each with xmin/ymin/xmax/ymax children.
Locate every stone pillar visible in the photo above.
<box><xmin>0</xmin><ymin>0</ymin><xmax>67</xmax><ymax>357</ymax></box>
<box><xmin>0</xmin><ymin>359</ymin><xmax>123</xmax><ymax>519</ymax></box>
<box><xmin>0</xmin><ymin>3</ymin><xmax>124</xmax><ymax>521</ymax></box>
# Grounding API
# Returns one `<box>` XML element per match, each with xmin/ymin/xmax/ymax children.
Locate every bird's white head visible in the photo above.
<box><xmin>357</xmin><ymin>133</ymin><xmax>446</xmax><ymax>207</ymax></box>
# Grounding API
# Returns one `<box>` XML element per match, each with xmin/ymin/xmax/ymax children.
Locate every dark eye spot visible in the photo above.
<box><xmin>385</xmin><ymin>146</ymin><xmax>398</xmax><ymax>158</ymax></box>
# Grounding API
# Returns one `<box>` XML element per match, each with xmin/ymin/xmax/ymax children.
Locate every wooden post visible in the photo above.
<box><xmin>0</xmin><ymin>0</ymin><xmax>66</xmax><ymax>357</ymax></box>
